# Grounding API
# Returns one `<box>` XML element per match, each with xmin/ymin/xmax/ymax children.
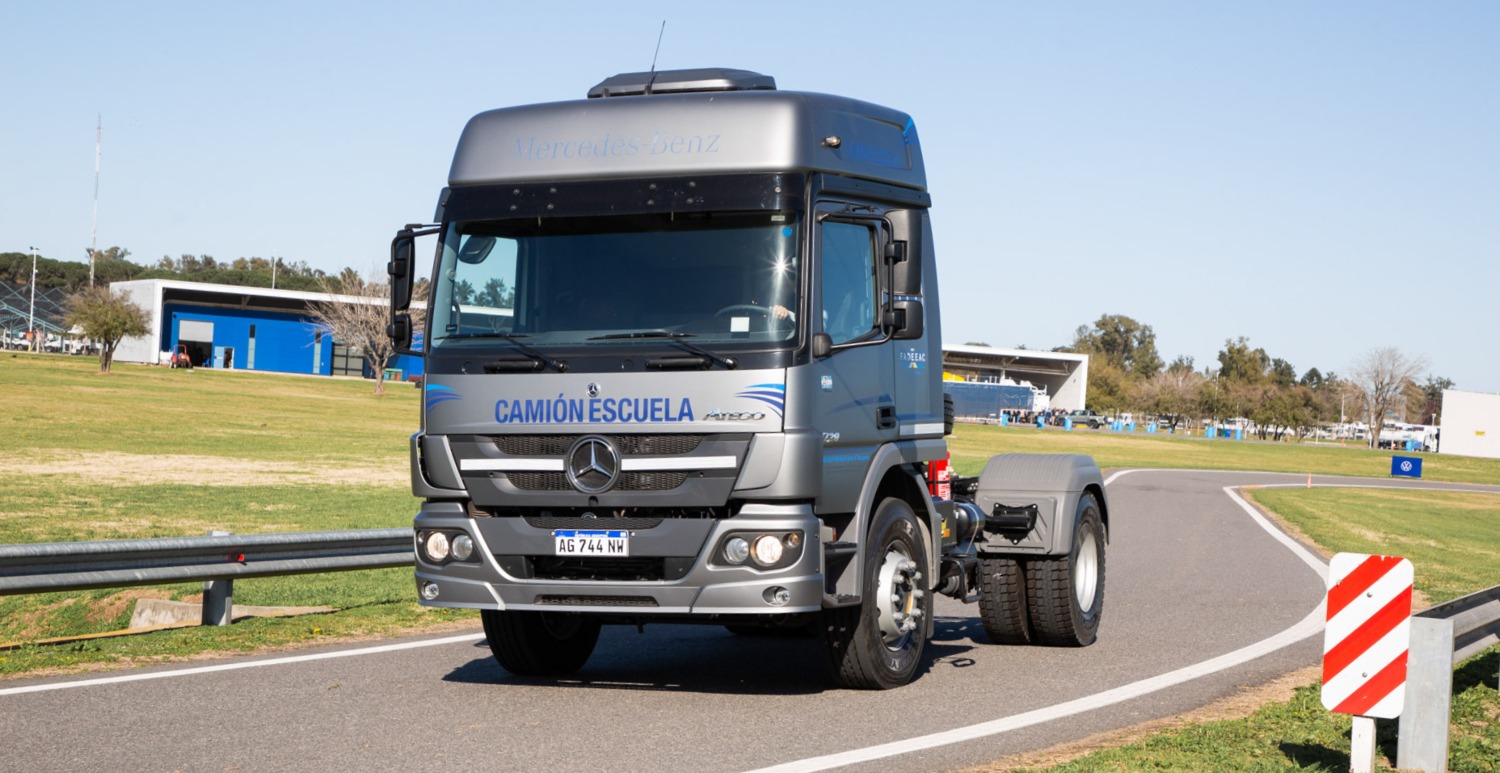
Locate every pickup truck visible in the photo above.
<box><xmin>1065</xmin><ymin>409</ymin><xmax>1107</xmax><ymax>429</ymax></box>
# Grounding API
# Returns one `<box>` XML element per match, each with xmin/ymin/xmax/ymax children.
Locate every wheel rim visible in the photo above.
<box><xmin>1073</xmin><ymin>528</ymin><xmax>1100</xmax><ymax>612</ymax></box>
<box><xmin>874</xmin><ymin>544</ymin><xmax>921</xmax><ymax>650</ymax></box>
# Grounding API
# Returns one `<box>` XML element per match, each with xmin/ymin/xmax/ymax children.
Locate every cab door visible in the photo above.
<box><xmin>809</xmin><ymin>204</ymin><xmax>898</xmax><ymax>515</ymax></box>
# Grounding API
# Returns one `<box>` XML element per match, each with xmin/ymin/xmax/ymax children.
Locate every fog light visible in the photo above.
<box><xmin>420</xmin><ymin>582</ymin><xmax>440</xmax><ymax>600</ymax></box>
<box><xmin>752</xmin><ymin>535</ymin><xmax>784</xmax><ymax>566</ymax></box>
<box><xmin>423</xmin><ymin>531</ymin><xmax>450</xmax><ymax>562</ymax></box>
<box><xmin>784</xmin><ymin>532</ymin><xmax>802</xmax><ymax>549</ymax></box>
<box><xmin>724</xmin><ymin>536</ymin><xmax>750</xmax><ymax>565</ymax></box>
<box><xmin>764</xmin><ymin>586</ymin><xmax>791</xmax><ymax>606</ymax></box>
<box><xmin>452</xmin><ymin>534</ymin><xmax>474</xmax><ymax>561</ymax></box>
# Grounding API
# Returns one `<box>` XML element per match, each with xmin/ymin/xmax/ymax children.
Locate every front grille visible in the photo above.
<box><xmin>532</xmin><ymin>556</ymin><xmax>666</xmax><ymax>581</ymax></box>
<box><xmin>534</xmin><ymin>595</ymin><xmax>659</xmax><ymax>607</ymax></box>
<box><xmin>492</xmin><ymin>434</ymin><xmax>703</xmax><ymax>456</ymax></box>
<box><xmin>523</xmin><ymin>516</ymin><xmax>664</xmax><ymax>530</ymax></box>
<box><xmin>506</xmin><ymin>471</ymin><xmax>687</xmax><ymax>491</ymax></box>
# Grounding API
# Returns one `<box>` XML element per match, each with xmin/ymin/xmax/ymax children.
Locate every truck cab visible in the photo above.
<box><xmin>390</xmin><ymin>69</ymin><xmax>1106</xmax><ymax>689</ymax></box>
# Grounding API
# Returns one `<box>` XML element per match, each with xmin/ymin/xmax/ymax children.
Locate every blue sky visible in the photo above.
<box><xmin>6</xmin><ymin>1</ymin><xmax>1497</xmax><ymax>392</ymax></box>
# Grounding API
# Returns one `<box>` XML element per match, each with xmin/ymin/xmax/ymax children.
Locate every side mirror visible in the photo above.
<box><xmin>888</xmin><ymin>300</ymin><xmax>923</xmax><ymax>340</ymax></box>
<box><xmin>388</xmin><ymin>313</ymin><xmax>412</xmax><ymax>350</ymax></box>
<box><xmin>389</xmin><ymin>231</ymin><xmax>415</xmax><ymax>312</ymax></box>
<box><xmin>886</xmin><ymin>210</ymin><xmax>924</xmax><ymax>296</ymax></box>
<box><xmin>812</xmin><ymin>332</ymin><xmax>833</xmax><ymax>358</ymax></box>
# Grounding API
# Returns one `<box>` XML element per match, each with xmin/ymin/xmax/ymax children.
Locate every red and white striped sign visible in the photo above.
<box><xmin>1321</xmin><ymin>553</ymin><xmax>1413</xmax><ymax>718</ymax></box>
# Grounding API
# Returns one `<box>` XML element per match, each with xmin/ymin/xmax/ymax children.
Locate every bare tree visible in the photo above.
<box><xmin>1349</xmin><ymin>347</ymin><xmax>1428</xmax><ymax>448</ymax></box>
<box><xmin>65</xmin><ymin>286</ymin><xmax>149</xmax><ymax>372</ymax></box>
<box><xmin>308</xmin><ymin>274</ymin><xmax>400</xmax><ymax>395</ymax></box>
<box><xmin>1138</xmin><ymin>367</ymin><xmax>1204</xmax><ymax>430</ymax></box>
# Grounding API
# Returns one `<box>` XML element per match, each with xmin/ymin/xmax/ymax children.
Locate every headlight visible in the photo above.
<box><xmin>723</xmin><ymin>537</ymin><xmax>750</xmax><ymax>565</ymax></box>
<box><xmin>752</xmin><ymin>535</ymin><xmax>784</xmax><ymax>566</ymax></box>
<box><xmin>423</xmin><ymin>531</ymin><xmax>451</xmax><ymax>562</ymax></box>
<box><xmin>451</xmin><ymin>534</ymin><xmax>475</xmax><ymax>561</ymax></box>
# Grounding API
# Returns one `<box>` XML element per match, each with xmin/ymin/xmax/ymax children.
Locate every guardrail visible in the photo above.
<box><xmin>1397</xmin><ymin>583</ymin><xmax>1500</xmax><ymax>772</ymax></box>
<box><xmin>0</xmin><ymin>529</ymin><xmax>414</xmax><ymax>626</ymax></box>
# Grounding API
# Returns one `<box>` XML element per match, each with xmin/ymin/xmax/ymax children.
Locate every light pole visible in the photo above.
<box><xmin>28</xmin><ymin>245</ymin><xmax>37</xmax><ymax>352</ymax></box>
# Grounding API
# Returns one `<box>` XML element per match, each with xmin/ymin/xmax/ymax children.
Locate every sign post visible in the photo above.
<box><xmin>1322</xmin><ymin>553</ymin><xmax>1414</xmax><ymax>773</ymax></box>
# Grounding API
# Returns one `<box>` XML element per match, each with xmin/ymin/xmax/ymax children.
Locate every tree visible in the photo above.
<box><xmin>306</xmin><ymin>273</ymin><xmax>415</xmax><ymax>395</ymax></box>
<box><xmin>1349</xmin><ymin>347</ymin><xmax>1428</xmax><ymax>448</ymax></box>
<box><xmin>1269</xmin><ymin>358</ymin><xmax>1297</xmax><ymax>388</ymax></box>
<box><xmin>1138</xmin><ymin>367</ymin><xmax>1204</xmax><ymax>430</ymax></box>
<box><xmin>1217</xmin><ymin>337</ymin><xmax>1269</xmax><ymax>383</ymax></box>
<box><xmin>1408</xmin><ymin>375</ymin><xmax>1454</xmax><ymax>427</ymax></box>
<box><xmin>1069</xmin><ymin>314</ymin><xmax>1163</xmax><ymax>380</ymax></box>
<box><xmin>65</xmin><ymin>286</ymin><xmax>149</xmax><ymax>372</ymax></box>
<box><xmin>1083</xmin><ymin>360</ymin><xmax>1133</xmax><ymax>414</ymax></box>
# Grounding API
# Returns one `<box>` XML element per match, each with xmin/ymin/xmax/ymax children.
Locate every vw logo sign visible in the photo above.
<box><xmin>1400</xmin><ymin>461</ymin><xmax>1413</xmax><ymax>472</ymax></box>
<box><xmin>566</xmin><ymin>436</ymin><xmax>619</xmax><ymax>494</ymax></box>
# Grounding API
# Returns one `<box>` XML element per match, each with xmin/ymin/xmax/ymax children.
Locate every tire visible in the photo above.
<box><xmin>820</xmin><ymin>498</ymin><xmax>931</xmax><ymax>689</ymax></box>
<box><xmin>1025</xmin><ymin>493</ymin><xmax>1105</xmax><ymax>646</ymax></box>
<box><xmin>481</xmin><ymin>609</ymin><xmax>601</xmax><ymax>676</ymax></box>
<box><xmin>977</xmin><ymin>556</ymin><xmax>1031</xmax><ymax>644</ymax></box>
<box><xmin>1088</xmin><ymin>421</ymin><xmax>1099</xmax><ymax>430</ymax></box>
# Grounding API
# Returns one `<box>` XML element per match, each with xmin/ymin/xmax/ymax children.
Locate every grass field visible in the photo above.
<box><xmin>2</xmin><ymin>353</ymin><xmax>1496</xmax><ymax>769</ymax></box>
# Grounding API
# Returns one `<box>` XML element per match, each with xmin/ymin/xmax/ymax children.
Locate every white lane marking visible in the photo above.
<box><xmin>0</xmin><ymin>633</ymin><xmax>485</xmax><ymax>697</ymax></box>
<box><xmin>749</xmin><ymin>607</ymin><xmax>1325</xmax><ymax>773</ymax></box>
<box><xmin>748</xmin><ymin>469</ymin><xmax>1331</xmax><ymax>773</ymax></box>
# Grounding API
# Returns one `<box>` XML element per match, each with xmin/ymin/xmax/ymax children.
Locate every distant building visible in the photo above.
<box><xmin>941</xmin><ymin>344</ymin><xmax>1089</xmax><ymax>412</ymax></box>
<box><xmin>1439</xmin><ymin>389</ymin><xmax>1500</xmax><ymax>459</ymax></box>
<box><xmin>111</xmin><ymin>278</ymin><xmax>422</xmax><ymax>379</ymax></box>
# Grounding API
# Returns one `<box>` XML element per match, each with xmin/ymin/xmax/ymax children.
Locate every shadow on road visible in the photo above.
<box><xmin>441</xmin><ymin>616</ymin><xmax>989</xmax><ymax>694</ymax></box>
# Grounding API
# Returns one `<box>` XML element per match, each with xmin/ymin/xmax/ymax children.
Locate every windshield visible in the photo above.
<box><xmin>429</xmin><ymin>211</ymin><xmax>801</xmax><ymax>348</ymax></box>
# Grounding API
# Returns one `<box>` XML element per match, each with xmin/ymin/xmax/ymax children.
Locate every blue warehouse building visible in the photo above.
<box><xmin>112</xmin><ymin>278</ymin><xmax>423</xmax><ymax>379</ymax></box>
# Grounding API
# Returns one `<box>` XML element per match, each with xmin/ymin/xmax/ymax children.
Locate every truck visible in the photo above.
<box><xmin>945</xmin><ymin>379</ymin><xmax>1050</xmax><ymax>421</ymax></box>
<box><xmin>387</xmin><ymin>68</ymin><xmax>1109</xmax><ymax>689</ymax></box>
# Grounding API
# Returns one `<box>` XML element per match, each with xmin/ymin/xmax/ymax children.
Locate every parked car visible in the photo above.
<box><xmin>1067</xmin><ymin>409</ymin><xmax>1107</xmax><ymax>429</ymax></box>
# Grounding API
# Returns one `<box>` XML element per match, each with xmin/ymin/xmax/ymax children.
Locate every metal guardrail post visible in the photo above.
<box><xmin>1394</xmin><ymin>583</ymin><xmax>1500</xmax><ymax>772</ymax></box>
<box><xmin>202</xmin><ymin>530</ymin><xmax>234</xmax><ymax>626</ymax></box>
<box><xmin>203</xmin><ymin>578</ymin><xmax>233</xmax><ymax>626</ymax></box>
<box><xmin>1397</xmin><ymin>617</ymin><xmax>1455</xmax><ymax>773</ymax></box>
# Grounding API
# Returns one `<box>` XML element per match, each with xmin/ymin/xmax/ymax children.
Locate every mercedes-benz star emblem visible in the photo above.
<box><xmin>566</xmin><ymin>436</ymin><xmax>619</xmax><ymax>494</ymax></box>
<box><xmin>587</xmin><ymin>382</ymin><xmax>602</xmax><ymax>398</ymax></box>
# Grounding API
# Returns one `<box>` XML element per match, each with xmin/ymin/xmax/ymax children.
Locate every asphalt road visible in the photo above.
<box><xmin>3</xmin><ymin>471</ymin><xmax>1492</xmax><ymax>773</ymax></box>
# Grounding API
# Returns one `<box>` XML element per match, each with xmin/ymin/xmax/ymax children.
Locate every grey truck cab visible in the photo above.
<box><xmin>389</xmin><ymin>69</ymin><xmax>1108</xmax><ymax>689</ymax></box>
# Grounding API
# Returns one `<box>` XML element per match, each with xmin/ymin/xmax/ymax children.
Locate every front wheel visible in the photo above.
<box><xmin>820</xmin><ymin>498</ymin><xmax>931</xmax><ymax>689</ymax></box>
<box><xmin>1026</xmin><ymin>493</ymin><xmax>1105</xmax><ymax>646</ymax></box>
<box><xmin>481</xmin><ymin>610</ymin><xmax>601</xmax><ymax>676</ymax></box>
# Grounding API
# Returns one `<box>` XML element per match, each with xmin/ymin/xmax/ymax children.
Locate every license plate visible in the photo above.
<box><xmin>553</xmin><ymin>529</ymin><xmax>629</xmax><ymax>557</ymax></box>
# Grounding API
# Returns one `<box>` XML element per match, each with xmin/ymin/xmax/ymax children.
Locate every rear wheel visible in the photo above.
<box><xmin>481</xmin><ymin>610</ymin><xmax>601</xmax><ymax>676</ymax></box>
<box><xmin>820</xmin><ymin>498</ymin><xmax>930</xmax><ymax>689</ymax></box>
<box><xmin>977</xmin><ymin>556</ymin><xmax>1031</xmax><ymax>644</ymax></box>
<box><xmin>1026</xmin><ymin>493</ymin><xmax>1105</xmax><ymax>646</ymax></box>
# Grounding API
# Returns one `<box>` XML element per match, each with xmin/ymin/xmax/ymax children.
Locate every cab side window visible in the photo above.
<box><xmin>820</xmin><ymin>221</ymin><xmax>877</xmax><ymax>345</ymax></box>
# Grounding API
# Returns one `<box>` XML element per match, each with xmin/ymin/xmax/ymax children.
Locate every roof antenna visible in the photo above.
<box><xmin>645</xmin><ymin>20</ymin><xmax>666</xmax><ymax>95</ymax></box>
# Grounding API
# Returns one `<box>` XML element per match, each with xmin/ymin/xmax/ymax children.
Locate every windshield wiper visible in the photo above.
<box><xmin>589</xmin><ymin>330</ymin><xmax>737</xmax><ymax>370</ymax></box>
<box><xmin>443</xmin><ymin>332</ymin><xmax>568</xmax><ymax>373</ymax></box>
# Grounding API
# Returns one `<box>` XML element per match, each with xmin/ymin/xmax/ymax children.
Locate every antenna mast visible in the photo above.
<box><xmin>645</xmin><ymin>21</ymin><xmax>666</xmax><ymax>94</ymax></box>
<box><xmin>90</xmin><ymin>114</ymin><xmax>101</xmax><ymax>287</ymax></box>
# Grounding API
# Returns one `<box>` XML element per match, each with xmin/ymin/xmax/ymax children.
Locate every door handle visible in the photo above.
<box><xmin>876</xmin><ymin>405</ymin><xmax>896</xmax><ymax>430</ymax></box>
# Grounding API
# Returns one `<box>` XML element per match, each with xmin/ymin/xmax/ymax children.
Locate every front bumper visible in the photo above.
<box><xmin>412</xmin><ymin>501</ymin><xmax>824</xmax><ymax>615</ymax></box>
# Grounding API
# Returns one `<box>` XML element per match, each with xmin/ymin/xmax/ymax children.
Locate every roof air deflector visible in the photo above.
<box><xmin>587</xmin><ymin>68</ymin><xmax>776</xmax><ymax>98</ymax></box>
